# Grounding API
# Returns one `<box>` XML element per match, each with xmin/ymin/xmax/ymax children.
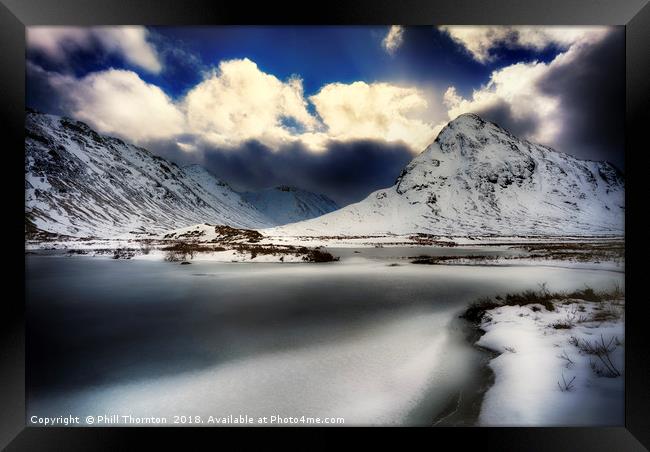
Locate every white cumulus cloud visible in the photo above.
<box><xmin>27</xmin><ymin>26</ymin><xmax>162</xmax><ymax>73</ymax></box>
<box><xmin>382</xmin><ymin>26</ymin><xmax>404</xmax><ymax>55</ymax></box>
<box><xmin>184</xmin><ymin>58</ymin><xmax>318</xmax><ymax>149</ymax></box>
<box><xmin>33</xmin><ymin>56</ymin><xmax>442</xmax><ymax>154</ymax></box>
<box><xmin>59</xmin><ymin>69</ymin><xmax>185</xmax><ymax>142</ymax></box>
<box><xmin>310</xmin><ymin>81</ymin><xmax>436</xmax><ymax>151</ymax></box>
<box><xmin>440</xmin><ymin>63</ymin><xmax>561</xmax><ymax>144</ymax></box>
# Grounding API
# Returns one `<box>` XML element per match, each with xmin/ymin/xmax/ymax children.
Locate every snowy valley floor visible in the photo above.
<box><xmin>25</xmin><ymin>233</ymin><xmax>624</xmax><ymax>426</ymax></box>
<box><xmin>26</xmin><ymin>227</ymin><xmax>624</xmax><ymax>268</ymax></box>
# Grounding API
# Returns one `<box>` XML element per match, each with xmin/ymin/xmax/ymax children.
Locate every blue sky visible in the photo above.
<box><xmin>148</xmin><ymin>26</ymin><xmax>492</xmax><ymax>98</ymax></box>
<box><xmin>26</xmin><ymin>25</ymin><xmax>624</xmax><ymax>204</ymax></box>
<box><xmin>30</xmin><ymin>26</ymin><xmax>563</xmax><ymax>100</ymax></box>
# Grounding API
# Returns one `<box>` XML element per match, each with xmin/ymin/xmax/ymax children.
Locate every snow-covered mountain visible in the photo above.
<box><xmin>242</xmin><ymin>186</ymin><xmax>339</xmax><ymax>226</ymax></box>
<box><xmin>26</xmin><ymin>111</ymin><xmax>625</xmax><ymax>240</ymax></box>
<box><xmin>269</xmin><ymin>113</ymin><xmax>624</xmax><ymax>237</ymax></box>
<box><xmin>25</xmin><ymin>111</ymin><xmax>272</xmax><ymax>238</ymax></box>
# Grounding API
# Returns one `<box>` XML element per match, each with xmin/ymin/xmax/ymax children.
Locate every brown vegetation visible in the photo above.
<box><xmin>303</xmin><ymin>248</ymin><xmax>339</xmax><ymax>263</ymax></box>
<box><xmin>411</xmin><ymin>254</ymin><xmax>497</xmax><ymax>265</ymax></box>
<box><xmin>408</xmin><ymin>233</ymin><xmax>457</xmax><ymax>247</ymax></box>
<box><xmin>159</xmin><ymin>239</ymin><xmax>338</xmax><ymax>263</ymax></box>
<box><xmin>112</xmin><ymin>248</ymin><xmax>136</xmax><ymax>259</ymax></box>
<box><xmin>213</xmin><ymin>225</ymin><xmax>263</xmax><ymax>243</ymax></box>
<box><xmin>233</xmin><ymin>243</ymin><xmax>338</xmax><ymax>262</ymax></box>
<box><xmin>515</xmin><ymin>241</ymin><xmax>624</xmax><ymax>262</ymax></box>
<box><xmin>162</xmin><ymin>242</ymin><xmax>226</xmax><ymax>261</ymax></box>
<box><xmin>461</xmin><ymin>286</ymin><xmax>624</xmax><ymax>325</ymax></box>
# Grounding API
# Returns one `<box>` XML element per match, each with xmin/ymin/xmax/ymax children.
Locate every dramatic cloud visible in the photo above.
<box><xmin>26</xmin><ymin>62</ymin><xmax>71</xmax><ymax>117</ymax></box>
<box><xmin>310</xmin><ymin>81</ymin><xmax>436</xmax><ymax>151</ymax></box>
<box><xmin>42</xmin><ymin>68</ymin><xmax>186</xmax><ymax>142</ymax></box>
<box><xmin>30</xmin><ymin>56</ymin><xmax>437</xmax><ymax>154</ymax></box>
<box><xmin>536</xmin><ymin>30</ymin><xmax>624</xmax><ymax>167</ymax></box>
<box><xmin>439</xmin><ymin>26</ymin><xmax>608</xmax><ymax>63</ymax></box>
<box><xmin>438</xmin><ymin>29</ymin><xmax>624</xmax><ymax>169</ymax></box>
<box><xmin>441</xmin><ymin>61</ymin><xmax>561</xmax><ymax>145</ymax></box>
<box><xmin>184</xmin><ymin>58</ymin><xmax>318</xmax><ymax>149</ymax></box>
<box><xmin>25</xmin><ymin>26</ymin><xmax>625</xmax><ymax>204</ymax></box>
<box><xmin>149</xmin><ymin>138</ymin><xmax>414</xmax><ymax>205</ymax></box>
<box><xmin>382</xmin><ymin>26</ymin><xmax>404</xmax><ymax>55</ymax></box>
<box><xmin>27</xmin><ymin>26</ymin><xmax>162</xmax><ymax>73</ymax></box>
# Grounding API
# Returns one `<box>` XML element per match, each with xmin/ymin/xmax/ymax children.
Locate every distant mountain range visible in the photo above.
<box><xmin>242</xmin><ymin>186</ymin><xmax>339</xmax><ymax>226</ymax></box>
<box><xmin>25</xmin><ymin>111</ymin><xmax>337</xmax><ymax>238</ymax></box>
<box><xmin>270</xmin><ymin>113</ymin><xmax>624</xmax><ymax>237</ymax></box>
<box><xmin>25</xmin><ymin>110</ymin><xmax>624</xmax><ymax>240</ymax></box>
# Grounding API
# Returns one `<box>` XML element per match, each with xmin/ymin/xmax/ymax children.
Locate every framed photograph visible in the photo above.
<box><xmin>2</xmin><ymin>0</ymin><xmax>649</xmax><ymax>449</ymax></box>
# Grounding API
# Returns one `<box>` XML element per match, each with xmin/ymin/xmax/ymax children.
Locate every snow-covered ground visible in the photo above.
<box><xmin>25</xmin><ymin>230</ymin><xmax>624</xmax><ymax>272</ymax></box>
<box><xmin>475</xmin><ymin>298</ymin><xmax>624</xmax><ymax>426</ymax></box>
<box><xmin>26</xmin><ymin>227</ymin><xmax>623</xmax><ymax>250</ymax></box>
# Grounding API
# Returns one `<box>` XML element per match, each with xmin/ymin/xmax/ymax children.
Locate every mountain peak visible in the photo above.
<box><xmin>273</xmin><ymin>115</ymin><xmax>624</xmax><ymax>237</ymax></box>
<box><xmin>449</xmin><ymin>112</ymin><xmax>486</xmax><ymax>126</ymax></box>
<box><xmin>430</xmin><ymin>113</ymin><xmax>494</xmax><ymax>152</ymax></box>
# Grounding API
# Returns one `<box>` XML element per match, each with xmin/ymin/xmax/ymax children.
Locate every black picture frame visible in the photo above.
<box><xmin>2</xmin><ymin>0</ymin><xmax>649</xmax><ymax>449</ymax></box>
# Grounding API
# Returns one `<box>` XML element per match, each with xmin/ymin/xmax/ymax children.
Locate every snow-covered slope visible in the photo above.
<box><xmin>270</xmin><ymin>114</ymin><xmax>624</xmax><ymax>237</ymax></box>
<box><xmin>242</xmin><ymin>186</ymin><xmax>339</xmax><ymax>226</ymax></box>
<box><xmin>25</xmin><ymin>111</ymin><xmax>272</xmax><ymax>238</ymax></box>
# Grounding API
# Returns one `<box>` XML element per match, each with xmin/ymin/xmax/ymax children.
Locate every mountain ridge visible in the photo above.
<box><xmin>25</xmin><ymin>111</ymin><xmax>624</xmax><ymax>239</ymax></box>
<box><xmin>25</xmin><ymin>111</ymin><xmax>272</xmax><ymax>238</ymax></box>
<box><xmin>268</xmin><ymin>113</ymin><xmax>624</xmax><ymax>237</ymax></box>
<box><xmin>25</xmin><ymin>111</ymin><xmax>345</xmax><ymax>238</ymax></box>
<box><xmin>241</xmin><ymin>185</ymin><xmax>340</xmax><ymax>226</ymax></box>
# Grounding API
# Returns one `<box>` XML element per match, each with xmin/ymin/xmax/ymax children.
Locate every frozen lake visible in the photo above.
<box><xmin>26</xmin><ymin>252</ymin><xmax>624</xmax><ymax>426</ymax></box>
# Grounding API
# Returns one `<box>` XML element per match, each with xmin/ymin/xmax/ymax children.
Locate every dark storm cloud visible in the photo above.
<box><xmin>537</xmin><ymin>30</ymin><xmax>625</xmax><ymax>170</ymax></box>
<box><xmin>468</xmin><ymin>30</ymin><xmax>624</xmax><ymax>171</ymax></box>
<box><xmin>26</xmin><ymin>63</ymin><xmax>70</xmax><ymax>116</ymax></box>
<box><xmin>146</xmin><ymin>139</ymin><xmax>415</xmax><ymax>206</ymax></box>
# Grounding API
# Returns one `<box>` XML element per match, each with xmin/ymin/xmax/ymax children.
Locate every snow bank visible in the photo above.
<box><xmin>476</xmin><ymin>299</ymin><xmax>624</xmax><ymax>426</ymax></box>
